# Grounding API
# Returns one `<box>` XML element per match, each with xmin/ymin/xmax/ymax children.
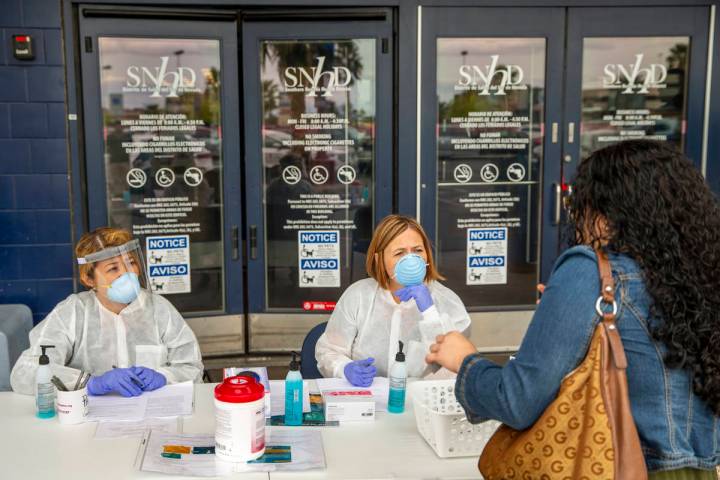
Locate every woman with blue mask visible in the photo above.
<box><xmin>315</xmin><ymin>215</ymin><xmax>471</xmax><ymax>386</ymax></box>
<box><xmin>11</xmin><ymin>227</ymin><xmax>204</xmax><ymax>397</ymax></box>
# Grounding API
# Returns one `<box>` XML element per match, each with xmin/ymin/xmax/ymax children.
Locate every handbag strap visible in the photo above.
<box><xmin>595</xmin><ymin>248</ymin><xmax>628</xmax><ymax>370</ymax></box>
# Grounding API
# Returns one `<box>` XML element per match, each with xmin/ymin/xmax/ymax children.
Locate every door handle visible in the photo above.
<box><xmin>249</xmin><ymin>225</ymin><xmax>258</xmax><ymax>260</ymax></box>
<box><xmin>231</xmin><ymin>226</ymin><xmax>239</xmax><ymax>260</ymax></box>
<box><xmin>553</xmin><ymin>183</ymin><xmax>562</xmax><ymax>225</ymax></box>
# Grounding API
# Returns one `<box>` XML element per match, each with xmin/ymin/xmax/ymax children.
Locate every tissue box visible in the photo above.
<box><xmin>322</xmin><ymin>389</ymin><xmax>375</xmax><ymax>422</ymax></box>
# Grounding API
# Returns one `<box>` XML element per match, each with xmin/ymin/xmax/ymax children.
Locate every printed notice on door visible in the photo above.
<box><xmin>298</xmin><ymin>230</ymin><xmax>340</xmax><ymax>288</ymax></box>
<box><xmin>146</xmin><ymin>235</ymin><xmax>191</xmax><ymax>294</ymax></box>
<box><xmin>466</xmin><ymin>228</ymin><xmax>507</xmax><ymax>285</ymax></box>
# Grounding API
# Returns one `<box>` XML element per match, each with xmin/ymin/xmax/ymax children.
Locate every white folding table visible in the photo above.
<box><xmin>0</xmin><ymin>382</ymin><xmax>482</xmax><ymax>479</ymax></box>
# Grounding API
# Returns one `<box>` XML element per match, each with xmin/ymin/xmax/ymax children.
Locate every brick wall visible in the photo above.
<box><xmin>0</xmin><ymin>0</ymin><xmax>73</xmax><ymax>324</ymax></box>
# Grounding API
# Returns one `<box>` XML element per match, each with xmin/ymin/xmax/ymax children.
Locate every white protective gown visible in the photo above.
<box><xmin>10</xmin><ymin>289</ymin><xmax>204</xmax><ymax>395</ymax></box>
<box><xmin>315</xmin><ymin>278</ymin><xmax>472</xmax><ymax>379</ymax></box>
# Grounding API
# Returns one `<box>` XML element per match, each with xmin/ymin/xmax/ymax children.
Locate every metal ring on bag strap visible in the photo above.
<box><xmin>595</xmin><ymin>296</ymin><xmax>618</xmax><ymax>317</ymax></box>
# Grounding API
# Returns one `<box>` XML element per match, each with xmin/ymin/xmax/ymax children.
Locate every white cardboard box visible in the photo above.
<box><xmin>322</xmin><ymin>389</ymin><xmax>375</xmax><ymax>423</ymax></box>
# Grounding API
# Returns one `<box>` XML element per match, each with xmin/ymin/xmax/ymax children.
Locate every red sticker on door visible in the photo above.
<box><xmin>302</xmin><ymin>301</ymin><xmax>336</xmax><ymax>311</ymax></box>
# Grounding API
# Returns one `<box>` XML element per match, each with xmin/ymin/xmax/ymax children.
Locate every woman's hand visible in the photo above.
<box><xmin>425</xmin><ymin>331</ymin><xmax>478</xmax><ymax>373</ymax></box>
<box><xmin>536</xmin><ymin>283</ymin><xmax>545</xmax><ymax>304</ymax></box>
<box><xmin>395</xmin><ymin>285</ymin><xmax>434</xmax><ymax>312</ymax></box>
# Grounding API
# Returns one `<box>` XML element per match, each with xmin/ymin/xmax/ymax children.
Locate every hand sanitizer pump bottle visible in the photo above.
<box><xmin>36</xmin><ymin>345</ymin><xmax>56</xmax><ymax>419</ymax></box>
<box><xmin>284</xmin><ymin>352</ymin><xmax>303</xmax><ymax>426</ymax></box>
<box><xmin>388</xmin><ymin>341</ymin><xmax>407</xmax><ymax>414</ymax></box>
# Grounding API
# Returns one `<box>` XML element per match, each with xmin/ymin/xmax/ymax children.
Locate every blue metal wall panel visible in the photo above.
<box><xmin>27</xmin><ymin>67</ymin><xmax>65</xmax><ymax>102</ymax></box>
<box><xmin>0</xmin><ymin>105</ymin><xmax>9</xmax><ymax>137</ymax></box>
<box><xmin>0</xmin><ymin>0</ymin><xmax>72</xmax><ymax>325</ymax></box>
<box><xmin>30</xmin><ymin>139</ymin><xmax>66</xmax><ymax>173</ymax></box>
<box><xmin>9</xmin><ymin>104</ymin><xmax>47</xmax><ymax>138</ymax></box>
<box><xmin>0</xmin><ymin>140</ymin><xmax>31</xmax><ymax>174</ymax></box>
<box><xmin>22</xmin><ymin>0</ymin><xmax>62</xmax><ymax>28</ymax></box>
<box><xmin>0</xmin><ymin>67</ymin><xmax>26</xmax><ymax>101</ymax></box>
<box><xmin>0</xmin><ymin>1</ymin><xmax>22</xmax><ymax>28</ymax></box>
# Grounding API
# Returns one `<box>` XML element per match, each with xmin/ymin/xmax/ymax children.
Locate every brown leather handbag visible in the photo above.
<box><xmin>479</xmin><ymin>250</ymin><xmax>648</xmax><ymax>480</ymax></box>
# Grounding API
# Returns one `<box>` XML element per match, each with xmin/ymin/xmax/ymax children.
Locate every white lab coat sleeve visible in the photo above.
<box><xmin>417</xmin><ymin>305</ymin><xmax>445</xmax><ymax>344</ymax></box>
<box><xmin>418</xmin><ymin>284</ymin><xmax>472</xmax><ymax>344</ymax></box>
<box><xmin>154</xmin><ymin>299</ymin><xmax>204</xmax><ymax>384</ymax></box>
<box><xmin>315</xmin><ymin>292</ymin><xmax>359</xmax><ymax>379</ymax></box>
<box><xmin>10</xmin><ymin>299</ymin><xmax>81</xmax><ymax>396</ymax></box>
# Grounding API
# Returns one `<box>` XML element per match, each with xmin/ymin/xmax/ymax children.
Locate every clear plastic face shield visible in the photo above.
<box><xmin>77</xmin><ymin>239</ymin><xmax>148</xmax><ymax>306</ymax></box>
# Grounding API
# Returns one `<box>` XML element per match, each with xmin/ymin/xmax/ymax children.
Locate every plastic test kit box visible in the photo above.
<box><xmin>322</xmin><ymin>389</ymin><xmax>375</xmax><ymax>422</ymax></box>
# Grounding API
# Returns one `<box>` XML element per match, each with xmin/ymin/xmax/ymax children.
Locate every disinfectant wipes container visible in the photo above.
<box><xmin>409</xmin><ymin>379</ymin><xmax>500</xmax><ymax>458</ymax></box>
<box><xmin>214</xmin><ymin>375</ymin><xmax>266</xmax><ymax>462</ymax></box>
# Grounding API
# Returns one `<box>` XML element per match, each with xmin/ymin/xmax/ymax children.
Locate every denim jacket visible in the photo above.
<box><xmin>456</xmin><ymin>245</ymin><xmax>720</xmax><ymax>472</ymax></box>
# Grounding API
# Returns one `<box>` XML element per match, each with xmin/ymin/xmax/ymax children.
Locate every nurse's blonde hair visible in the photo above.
<box><xmin>366</xmin><ymin>214</ymin><xmax>444</xmax><ymax>290</ymax></box>
<box><xmin>76</xmin><ymin>227</ymin><xmax>135</xmax><ymax>288</ymax></box>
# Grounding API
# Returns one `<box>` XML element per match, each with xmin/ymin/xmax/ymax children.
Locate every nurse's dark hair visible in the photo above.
<box><xmin>567</xmin><ymin>139</ymin><xmax>720</xmax><ymax>415</ymax></box>
<box><xmin>366</xmin><ymin>214</ymin><xmax>444</xmax><ymax>289</ymax></box>
<box><xmin>75</xmin><ymin>227</ymin><xmax>134</xmax><ymax>288</ymax></box>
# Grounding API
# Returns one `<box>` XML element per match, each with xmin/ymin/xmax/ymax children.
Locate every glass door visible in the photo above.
<box><xmin>563</xmin><ymin>6</ymin><xmax>710</xmax><ymax>183</ymax></box>
<box><xmin>242</xmin><ymin>14</ymin><xmax>393</xmax><ymax>351</ymax></box>
<box><xmin>78</xmin><ymin>13</ymin><xmax>243</xmax><ymax>325</ymax></box>
<box><xmin>420</xmin><ymin>7</ymin><xmax>565</xmax><ymax>315</ymax></box>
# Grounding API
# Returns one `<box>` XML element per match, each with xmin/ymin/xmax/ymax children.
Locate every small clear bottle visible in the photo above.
<box><xmin>388</xmin><ymin>341</ymin><xmax>407</xmax><ymax>414</ymax></box>
<box><xmin>36</xmin><ymin>345</ymin><xmax>56</xmax><ymax>419</ymax></box>
<box><xmin>284</xmin><ymin>351</ymin><xmax>303</xmax><ymax>426</ymax></box>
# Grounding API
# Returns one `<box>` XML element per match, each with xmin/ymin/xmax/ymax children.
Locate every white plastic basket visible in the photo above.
<box><xmin>409</xmin><ymin>379</ymin><xmax>500</xmax><ymax>458</ymax></box>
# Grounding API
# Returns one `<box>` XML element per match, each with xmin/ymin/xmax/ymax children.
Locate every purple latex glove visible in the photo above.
<box><xmin>87</xmin><ymin>368</ymin><xmax>143</xmax><ymax>397</ymax></box>
<box><xmin>131</xmin><ymin>366</ymin><xmax>167</xmax><ymax>392</ymax></box>
<box><xmin>343</xmin><ymin>358</ymin><xmax>377</xmax><ymax>387</ymax></box>
<box><xmin>395</xmin><ymin>284</ymin><xmax>434</xmax><ymax>312</ymax></box>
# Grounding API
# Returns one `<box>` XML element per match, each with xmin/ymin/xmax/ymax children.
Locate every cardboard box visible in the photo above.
<box><xmin>322</xmin><ymin>389</ymin><xmax>375</xmax><ymax>422</ymax></box>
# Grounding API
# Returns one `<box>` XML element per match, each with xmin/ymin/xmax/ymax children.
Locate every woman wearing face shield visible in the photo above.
<box><xmin>315</xmin><ymin>215</ymin><xmax>471</xmax><ymax>386</ymax></box>
<box><xmin>10</xmin><ymin>227</ymin><xmax>204</xmax><ymax>397</ymax></box>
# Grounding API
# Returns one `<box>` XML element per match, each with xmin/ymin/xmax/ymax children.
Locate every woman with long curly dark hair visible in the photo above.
<box><xmin>427</xmin><ymin>140</ymin><xmax>720</xmax><ymax>479</ymax></box>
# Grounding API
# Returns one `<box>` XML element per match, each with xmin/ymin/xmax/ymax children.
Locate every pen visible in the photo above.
<box><xmin>73</xmin><ymin>371</ymin><xmax>85</xmax><ymax>391</ymax></box>
<box><xmin>78</xmin><ymin>372</ymin><xmax>91</xmax><ymax>390</ymax></box>
<box><xmin>51</xmin><ymin>376</ymin><xmax>68</xmax><ymax>391</ymax></box>
<box><xmin>112</xmin><ymin>365</ymin><xmax>144</xmax><ymax>389</ymax></box>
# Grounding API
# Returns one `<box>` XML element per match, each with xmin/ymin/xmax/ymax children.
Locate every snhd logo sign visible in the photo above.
<box><xmin>456</xmin><ymin>55</ymin><xmax>526</xmax><ymax>95</ymax></box>
<box><xmin>283</xmin><ymin>56</ymin><xmax>352</xmax><ymax>97</ymax></box>
<box><xmin>603</xmin><ymin>54</ymin><xmax>667</xmax><ymax>94</ymax></box>
<box><xmin>125</xmin><ymin>56</ymin><xmax>199</xmax><ymax>98</ymax></box>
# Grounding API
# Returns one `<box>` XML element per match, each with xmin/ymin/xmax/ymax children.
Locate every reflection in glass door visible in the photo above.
<box><xmin>97</xmin><ymin>37</ymin><xmax>224</xmax><ymax>312</ymax></box>
<box><xmin>260</xmin><ymin>39</ymin><xmax>377</xmax><ymax>309</ymax></box>
<box><xmin>79</xmin><ymin>15</ymin><xmax>242</xmax><ymax>316</ymax></box>
<box><xmin>579</xmin><ymin>37</ymin><xmax>689</xmax><ymax>159</ymax></box>
<box><xmin>564</xmin><ymin>6</ymin><xmax>709</xmax><ymax>181</ymax></box>
<box><xmin>242</xmin><ymin>16</ymin><xmax>393</xmax><ymax>351</ymax></box>
<box><xmin>421</xmin><ymin>8</ymin><xmax>565</xmax><ymax>311</ymax></box>
<box><xmin>436</xmin><ymin>38</ymin><xmax>545</xmax><ymax>307</ymax></box>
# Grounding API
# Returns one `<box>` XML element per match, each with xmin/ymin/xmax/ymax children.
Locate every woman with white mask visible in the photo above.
<box><xmin>315</xmin><ymin>215</ymin><xmax>471</xmax><ymax>386</ymax></box>
<box><xmin>11</xmin><ymin>227</ymin><xmax>203</xmax><ymax>396</ymax></box>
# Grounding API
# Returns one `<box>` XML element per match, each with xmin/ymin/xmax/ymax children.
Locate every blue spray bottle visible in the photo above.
<box><xmin>388</xmin><ymin>341</ymin><xmax>407</xmax><ymax>414</ymax></box>
<box><xmin>284</xmin><ymin>351</ymin><xmax>303</xmax><ymax>426</ymax></box>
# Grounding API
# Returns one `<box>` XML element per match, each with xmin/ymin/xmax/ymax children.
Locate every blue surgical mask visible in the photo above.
<box><xmin>393</xmin><ymin>253</ymin><xmax>427</xmax><ymax>287</ymax></box>
<box><xmin>104</xmin><ymin>272</ymin><xmax>141</xmax><ymax>304</ymax></box>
